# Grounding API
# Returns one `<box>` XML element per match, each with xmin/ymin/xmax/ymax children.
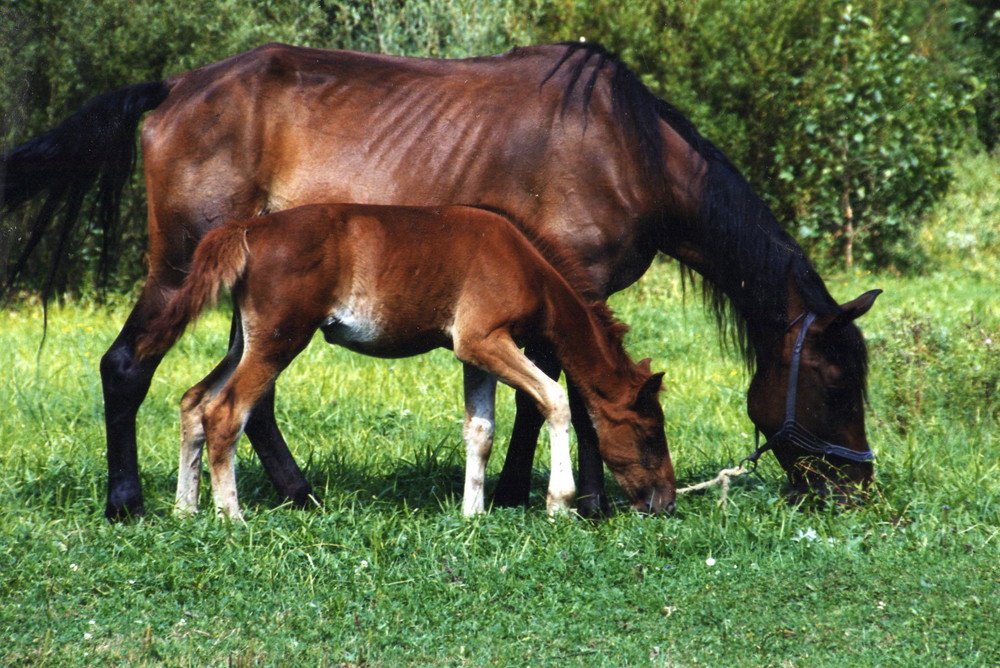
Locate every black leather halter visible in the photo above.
<box><xmin>742</xmin><ymin>312</ymin><xmax>874</xmax><ymax>467</ymax></box>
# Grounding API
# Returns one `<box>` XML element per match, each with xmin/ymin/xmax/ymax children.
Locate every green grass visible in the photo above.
<box><xmin>2</xmin><ymin>259</ymin><xmax>997</xmax><ymax>666</ymax></box>
<box><xmin>2</xmin><ymin>152</ymin><xmax>999</xmax><ymax>664</ymax></box>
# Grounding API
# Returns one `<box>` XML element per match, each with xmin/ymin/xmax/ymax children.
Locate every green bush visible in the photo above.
<box><xmin>957</xmin><ymin>0</ymin><xmax>1000</xmax><ymax>151</ymax></box>
<box><xmin>872</xmin><ymin>310</ymin><xmax>1000</xmax><ymax>433</ymax></box>
<box><xmin>530</xmin><ymin>0</ymin><xmax>981</xmax><ymax>271</ymax></box>
<box><xmin>920</xmin><ymin>151</ymin><xmax>1000</xmax><ymax>275</ymax></box>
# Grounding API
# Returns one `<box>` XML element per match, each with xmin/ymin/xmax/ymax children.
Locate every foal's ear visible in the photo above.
<box><xmin>634</xmin><ymin>372</ymin><xmax>665</xmax><ymax>406</ymax></box>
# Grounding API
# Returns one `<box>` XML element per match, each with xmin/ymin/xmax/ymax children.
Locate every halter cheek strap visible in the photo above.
<box><xmin>742</xmin><ymin>312</ymin><xmax>874</xmax><ymax>468</ymax></box>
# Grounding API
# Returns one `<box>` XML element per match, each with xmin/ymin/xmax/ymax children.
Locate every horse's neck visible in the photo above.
<box><xmin>655</xmin><ymin>137</ymin><xmax>830</xmax><ymax>352</ymax></box>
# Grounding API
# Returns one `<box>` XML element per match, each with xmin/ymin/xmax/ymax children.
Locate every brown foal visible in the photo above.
<box><xmin>137</xmin><ymin>203</ymin><xmax>675</xmax><ymax>519</ymax></box>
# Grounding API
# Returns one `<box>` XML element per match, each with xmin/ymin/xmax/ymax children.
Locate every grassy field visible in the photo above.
<box><xmin>2</xmin><ymin>258</ymin><xmax>997</xmax><ymax>665</ymax></box>
<box><xmin>2</xmin><ymin>154</ymin><xmax>998</xmax><ymax>665</ymax></box>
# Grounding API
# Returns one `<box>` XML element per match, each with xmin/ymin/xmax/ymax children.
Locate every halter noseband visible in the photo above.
<box><xmin>742</xmin><ymin>312</ymin><xmax>874</xmax><ymax>468</ymax></box>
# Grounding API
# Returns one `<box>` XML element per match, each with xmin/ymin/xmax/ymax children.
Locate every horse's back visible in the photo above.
<box><xmin>140</xmin><ymin>42</ymin><xmax>664</xmax><ymax>295</ymax></box>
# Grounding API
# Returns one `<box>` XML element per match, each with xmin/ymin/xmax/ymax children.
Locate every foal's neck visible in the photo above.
<box><xmin>542</xmin><ymin>290</ymin><xmax>636</xmax><ymax>409</ymax></box>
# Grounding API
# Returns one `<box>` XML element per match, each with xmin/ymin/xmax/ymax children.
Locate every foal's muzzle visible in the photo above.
<box><xmin>633</xmin><ymin>487</ymin><xmax>676</xmax><ymax>514</ymax></box>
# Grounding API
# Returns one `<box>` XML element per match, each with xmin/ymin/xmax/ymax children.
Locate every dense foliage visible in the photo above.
<box><xmin>0</xmin><ymin>0</ymin><xmax>993</xmax><ymax>293</ymax></box>
<box><xmin>533</xmin><ymin>0</ymin><xmax>983</xmax><ymax>269</ymax></box>
<box><xmin>958</xmin><ymin>0</ymin><xmax>1000</xmax><ymax>151</ymax></box>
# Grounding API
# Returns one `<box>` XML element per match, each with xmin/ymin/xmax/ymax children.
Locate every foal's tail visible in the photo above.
<box><xmin>136</xmin><ymin>224</ymin><xmax>251</xmax><ymax>360</ymax></box>
<box><xmin>1</xmin><ymin>80</ymin><xmax>171</xmax><ymax>301</ymax></box>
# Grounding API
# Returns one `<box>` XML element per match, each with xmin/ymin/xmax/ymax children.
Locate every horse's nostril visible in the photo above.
<box><xmin>665</xmin><ymin>501</ymin><xmax>676</xmax><ymax>513</ymax></box>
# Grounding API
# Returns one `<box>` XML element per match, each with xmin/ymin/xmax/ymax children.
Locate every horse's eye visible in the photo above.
<box><xmin>825</xmin><ymin>384</ymin><xmax>853</xmax><ymax>409</ymax></box>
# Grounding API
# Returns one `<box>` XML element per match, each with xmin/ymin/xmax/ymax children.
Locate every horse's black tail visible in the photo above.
<box><xmin>0</xmin><ymin>80</ymin><xmax>172</xmax><ymax>302</ymax></box>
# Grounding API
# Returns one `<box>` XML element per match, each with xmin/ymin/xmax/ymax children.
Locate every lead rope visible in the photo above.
<box><xmin>673</xmin><ymin>313</ymin><xmax>819</xmax><ymax>506</ymax></box>
<box><xmin>675</xmin><ymin>465</ymin><xmax>752</xmax><ymax>506</ymax></box>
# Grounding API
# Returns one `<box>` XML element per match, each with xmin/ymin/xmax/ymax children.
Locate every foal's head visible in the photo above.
<box><xmin>747</xmin><ymin>291</ymin><xmax>880</xmax><ymax>505</ymax></box>
<box><xmin>597</xmin><ymin>359</ymin><xmax>676</xmax><ymax>513</ymax></box>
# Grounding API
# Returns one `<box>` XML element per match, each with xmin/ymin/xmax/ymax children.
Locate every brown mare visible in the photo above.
<box><xmin>134</xmin><ymin>203</ymin><xmax>675</xmax><ymax>518</ymax></box>
<box><xmin>1</xmin><ymin>42</ymin><xmax>880</xmax><ymax>519</ymax></box>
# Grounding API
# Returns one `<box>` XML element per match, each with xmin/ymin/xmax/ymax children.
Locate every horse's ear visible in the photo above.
<box><xmin>840</xmin><ymin>289</ymin><xmax>882</xmax><ymax>321</ymax></box>
<box><xmin>634</xmin><ymin>371</ymin><xmax>665</xmax><ymax>406</ymax></box>
<box><xmin>817</xmin><ymin>289</ymin><xmax>882</xmax><ymax>330</ymax></box>
<box><xmin>637</xmin><ymin>357</ymin><xmax>653</xmax><ymax>373</ymax></box>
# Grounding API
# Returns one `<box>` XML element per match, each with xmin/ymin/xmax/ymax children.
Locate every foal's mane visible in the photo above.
<box><xmin>475</xmin><ymin>205</ymin><xmax>632</xmax><ymax>362</ymax></box>
<box><xmin>522</xmin><ymin>224</ymin><xmax>642</xmax><ymax>377</ymax></box>
<box><xmin>542</xmin><ymin>42</ymin><xmax>858</xmax><ymax>377</ymax></box>
<box><xmin>526</xmin><ymin>227</ymin><xmax>630</xmax><ymax>345</ymax></box>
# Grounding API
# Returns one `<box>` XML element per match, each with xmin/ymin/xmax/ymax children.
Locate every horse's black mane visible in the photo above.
<box><xmin>544</xmin><ymin>42</ymin><xmax>865</xmax><ymax>383</ymax></box>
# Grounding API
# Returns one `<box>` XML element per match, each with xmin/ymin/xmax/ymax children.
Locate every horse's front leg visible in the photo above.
<box><xmin>568</xmin><ymin>381</ymin><xmax>610</xmax><ymax>517</ymax></box>
<box><xmin>461</xmin><ymin>364</ymin><xmax>497</xmax><ymax>515</ymax></box>
<box><xmin>228</xmin><ymin>309</ymin><xmax>316</xmax><ymax>507</ymax></box>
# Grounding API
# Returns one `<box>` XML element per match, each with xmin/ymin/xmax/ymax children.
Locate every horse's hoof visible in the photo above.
<box><xmin>575</xmin><ymin>494</ymin><xmax>612</xmax><ymax>520</ymax></box>
<box><xmin>104</xmin><ymin>498</ymin><xmax>145</xmax><ymax>522</ymax></box>
<box><xmin>287</xmin><ymin>487</ymin><xmax>320</xmax><ymax>509</ymax></box>
<box><xmin>105</xmin><ymin>480</ymin><xmax>145</xmax><ymax>521</ymax></box>
<box><xmin>491</xmin><ymin>486</ymin><xmax>531</xmax><ymax>508</ymax></box>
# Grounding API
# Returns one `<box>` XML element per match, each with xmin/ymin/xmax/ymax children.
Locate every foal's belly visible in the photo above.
<box><xmin>319</xmin><ymin>313</ymin><xmax>451</xmax><ymax>359</ymax></box>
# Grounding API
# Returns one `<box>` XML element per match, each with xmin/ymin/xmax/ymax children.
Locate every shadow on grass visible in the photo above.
<box><xmin>7</xmin><ymin>441</ymin><xmax>560</xmax><ymax>519</ymax></box>
<box><xmin>10</xmin><ymin>437</ymin><xmax>799</xmax><ymax>520</ymax></box>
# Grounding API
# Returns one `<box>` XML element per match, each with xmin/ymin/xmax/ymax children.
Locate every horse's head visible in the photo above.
<box><xmin>597</xmin><ymin>359</ymin><xmax>676</xmax><ymax>513</ymax></box>
<box><xmin>747</xmin><ymin>290</ymin><xmax>881</xmax><ymax>504</ymax></box>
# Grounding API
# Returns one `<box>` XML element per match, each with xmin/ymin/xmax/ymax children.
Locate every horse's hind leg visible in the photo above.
<box><xmin>227</xmin><ymin>310</ymin><xmax>316</xmax><ymax>507</ymax></box>
<box><xmin>100</xmin><ymin>289</ymin><xmax>173</xmax><ymax>520</ymax></box>
<box><xmin>462</xmin><ymin>364</ymin><xmax>497</xmax><ymax>515</ymax></box>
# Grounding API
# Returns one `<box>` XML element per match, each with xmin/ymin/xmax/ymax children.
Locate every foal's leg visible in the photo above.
<box><xmin>227</xmin><ymin>309</ymin><xmax>316</xmax><ymax>507</ymax></box>
<box><xmin>493</xmin><ymin>343</ymin><xmax>609</xmax><ymax>515</ymax></box>
<box><xmin>173</xmin><ymin>350</ymin><xmax>242</xmax><ymax>515</ymax></box>
<box><xmin>203</xmin><ymin>330</ymin><xmax>313</xmax><ymax>519</ymax></box>
<box><xmin>461</xmin><ymin>365</ymin><xmax>497</xmax><ymax>515</ymax></box>
<box><xmin>457</xmin><ymin>335</ymin><xmax>574</xmax><ymax>513</ymax></box>
<box><xmin>492</xmin><ymin>342</ymin><xmax>558</xmax><ymax>508</ymax></box>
